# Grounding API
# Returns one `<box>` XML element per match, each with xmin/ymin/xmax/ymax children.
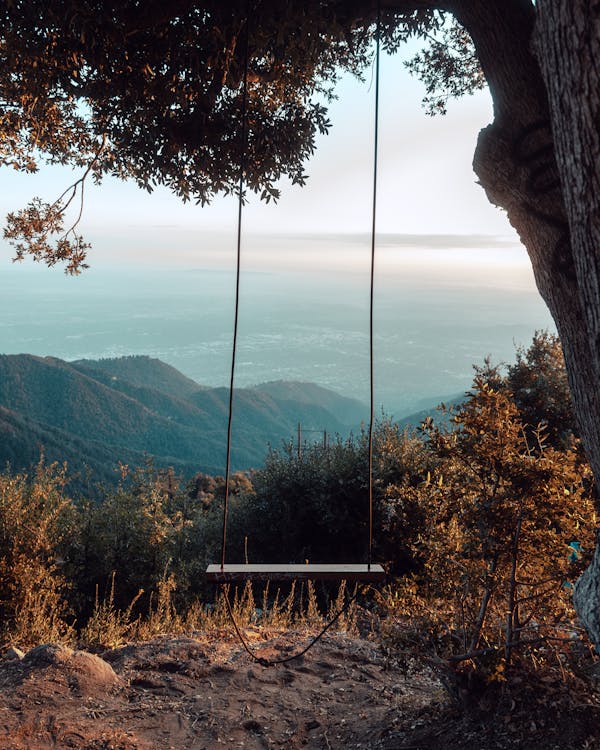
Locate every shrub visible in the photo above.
<box><xmin>383</xmin><ymin>377</ymin><xmax>596</xmax><ymax>682</ymax></box>
<box><xmin>233</xmin><ymin>420</ymin><xmax>431</xmax><ymax>568</ymax></box>
<box><xmin>0</xmin><ymin>462</ymin><xmax>75</xmax><ymax>647</ymax></box>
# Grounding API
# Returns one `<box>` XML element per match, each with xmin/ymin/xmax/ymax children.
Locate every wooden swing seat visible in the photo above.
<box><xmin>205</xmin><ymin>563</ymin><xmax>385</xmax><ymax>583</ymax></box>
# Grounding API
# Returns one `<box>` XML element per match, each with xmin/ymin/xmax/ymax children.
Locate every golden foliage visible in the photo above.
<box><xmin>0</xmin><ymin>462</ymin><xmax>75</xmax><ymax>648</ymax></box>
<box><xmin>382</xmin><ymin>377</ymin><xmax>596</xmax><ymax>681</ymax></box>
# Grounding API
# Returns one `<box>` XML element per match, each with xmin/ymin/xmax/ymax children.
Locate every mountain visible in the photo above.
<box><xmin>253</xmin><ymin>380</ymin><xmax>367</xmax><ymax>426</ymax></box>
<box><xmin>72</xmin><ymin>355</ymin><xmax>204</xmax><ymax>398</ymax></box>
<box><xmin>0</xmin><ymin>404</ymin><xmax>197</xmax><ymax>488</ymax></box>
<box><xmin>0</xmin><ymin>354</ymin><xmax>367</xmax><ymax>488</ymax></box>
<box><xmin>396</xmin><ymin>393</ymin><xmax>466</xmax><ymax>431</ymax></box>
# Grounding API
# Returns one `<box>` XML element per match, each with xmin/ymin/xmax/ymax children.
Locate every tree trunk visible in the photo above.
<box><xmin>532</xmin><ymin>0</ymin><xmax>600</xmax><ymax>646</ymax></box>
<box><xmin>447</xmin><ymin>0</ymin><xmax>600</xmax><ymax>645</ymax></box>
<box><xmin>505</xmin><ymin>509</ymin><xmax>523</xmax><ymax>667</ymax></box>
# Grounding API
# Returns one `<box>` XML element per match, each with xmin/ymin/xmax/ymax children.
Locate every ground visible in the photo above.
<box><xmin>1</xmin><ymin>627</ymin><xmax>600</xmax><ymax>750</ymax></box>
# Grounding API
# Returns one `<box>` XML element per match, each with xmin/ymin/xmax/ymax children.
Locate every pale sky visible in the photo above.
<box><xmin>0</xmin><ymin>40</ymin><xmax>558</xmax><ymax>409</ymax></box>
<box><xmin>0</xmin><ymin>44</ymin><xmax>524</xmax><ymax>274</ymax></box>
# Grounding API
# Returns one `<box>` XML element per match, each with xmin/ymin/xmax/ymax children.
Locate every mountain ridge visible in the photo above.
<box><xmin>0</xmin><ymin>354</ymin><xmax>370</xmax><ymax>489</ymax></box>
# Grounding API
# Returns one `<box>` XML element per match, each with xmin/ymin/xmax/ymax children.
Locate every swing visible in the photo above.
<box><xmin>205</xmin><ymin>5</ymin><xmax>385</xmax><ymax>587</ymax></box>
<box><xmin>205</xmin><ymin>564</ymin><xmax>385</xmax><ymax>583</ymax></box>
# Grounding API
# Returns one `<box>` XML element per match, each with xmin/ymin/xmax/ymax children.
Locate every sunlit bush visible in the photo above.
<box><xmin>0</xmin><ymin>462</ymin><xmax>75</xmax><ymax>647</ymax></box>
<box><xmin>382</xmin><ymin>376</ymin><xmax>596</xmax><ymax>681</ymax></box>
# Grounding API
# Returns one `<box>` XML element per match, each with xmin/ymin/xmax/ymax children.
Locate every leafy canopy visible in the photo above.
<box><xmin>475</xmin><ymin>331</ymin><xmax>576</xmax><ymax>450</ymax></box>
<box><xmin>0</xmin><ymin>1</ymin><xmax>485</xmax><ymax>271</ymax></box>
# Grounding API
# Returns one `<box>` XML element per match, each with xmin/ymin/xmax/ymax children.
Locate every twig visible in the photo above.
<box><xmin>57</xmin><ymin>134</ymin><xmax>107</xmax><ymax>240</ymax></box>
<box><xmin>446</xmin><ymin>635</ymin><xmax>559</xmax><ymax>663</ymax></box>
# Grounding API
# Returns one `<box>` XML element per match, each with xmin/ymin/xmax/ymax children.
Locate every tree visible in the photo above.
<box><xmin>507</xmin><ymin>331</ymin><xmax>576</xmax><ymax>450</ymax></box>
<box><xmin>476</xmin><ymin>331</ymin><xmax>576</xmax><ymax>450</ymax></box>
<box><xmin>3</xmin><ymin>0</ymin><xmax>600</xmax><ymax>642</ymax></box>
<box><xmin>390</xmin><ymin>378</ymin><xmax>595</xmax><ymax>679</ymax></box>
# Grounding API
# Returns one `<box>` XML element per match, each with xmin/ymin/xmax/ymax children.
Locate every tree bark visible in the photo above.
<box><xmin>379</xmin><ymin>5</ymin><xmax>600</xmax><ymax>511</ymax></box>
<box><xmin>438</xmin><ymin>0</ymin><xmax>600</xmax><ymax>644</ymax></box>
<box><xmin>532</xmin><ymin>0</ymin><xmax>600</xmax><ymax>645</ymax></box>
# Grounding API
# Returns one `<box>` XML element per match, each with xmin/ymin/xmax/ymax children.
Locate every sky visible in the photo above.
<box><xmin>0</xmin><ymin>43</ymin><xmax>527</xmax><ymax>276</ymax></box>
<box><xmin>0</xmin><ymin>38</ymin><xmax>557</xmax><ymax>411</ymax></box>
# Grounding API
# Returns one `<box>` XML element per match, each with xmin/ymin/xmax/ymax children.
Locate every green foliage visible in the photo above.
<box><xmin>72</xmin><ymin>463</ymin><xmax>195</xmax><ymax>614</ymax></box>
<box><xmin>507</xmin><ymin>331</ymin><xmax>575</xmax><ymax>449</ymax></box>
<box><xmin>71</xmin><ymin>463</ymin><xmax>254</xmax><ymax>617</ymax></box>
<box><xmin>475</xmin><ymin>331</ymin><xmax>577</xmax><ymax>450</ymax></box>
<box><xmin>238</xmin><ymin>420</ymin><xmax>431</xmax><ymax>566</ymax></box>
<box><xmin>405</xmin><ymin>16</ymin><xmax>484</xmax><ymax>115</ymax></box>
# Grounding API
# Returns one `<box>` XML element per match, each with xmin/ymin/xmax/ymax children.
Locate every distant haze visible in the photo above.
<box><xmin>0</xmin><ymin>51</ymin><xmax>555</xmax><ymax>415</ymax></box>
<box><xmin>0</xmin><ymin>232</ymin><xmax>554</xmax><ymax>417</ymax></box>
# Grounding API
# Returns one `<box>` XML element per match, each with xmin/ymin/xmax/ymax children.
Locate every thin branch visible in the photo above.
<box><xmin>506</xmin><ymin>506</ymin><xmax>523</xmax><ymax>665</ymax></box>
<box><xmin>447</xmin><ymin>635</ymin><xmax>553</xmax><ymax>663</ymax></box>
<box><xmin>468</xmin><ymin>551</ymin><xmax>499</xmax><ymax>654</ymax></box>
<box><xmin>50</xmin><ymin>133</ymin><xmax>107</xmax><ymax>216</ymax></box>
<box><xmin>515</xmin><ymin>585</ymin><xmax>558</xmax><ymax>606</ymax></box>
<box><xmin>514</xmin><ymin>576</ymin><xmax>559</xmax><ymax>587</ymax></box>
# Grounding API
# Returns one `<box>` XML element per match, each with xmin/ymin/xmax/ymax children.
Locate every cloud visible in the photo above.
<box><xmin>271</xmin><ymin>232</ymin><xmax>519</xmax><ymax>250</ymax></box>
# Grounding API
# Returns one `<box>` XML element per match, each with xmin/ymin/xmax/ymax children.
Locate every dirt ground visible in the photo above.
<box><xmin>1</xmin><ymin>627</ymin><xmax>600</xmax><ymax>750</ymax></box>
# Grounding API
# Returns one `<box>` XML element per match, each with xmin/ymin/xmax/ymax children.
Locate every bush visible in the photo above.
<box><xmin>383</xmin><ymin>376</ymin><xmax>596</xmax><ymax>682</ymax></box>
<box><xmin>0</xmin><ymin>462</ymin><xmax>75</xmax><ymax>647</ymax></box>
<box><xmin>231</xmin><ymin>420</ymin><xmax>431</xmax><ymax>568</ymax></box>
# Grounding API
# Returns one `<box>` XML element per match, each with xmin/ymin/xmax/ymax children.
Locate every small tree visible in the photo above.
<box><xmin>243</xmin><ymin>420</ymin><xmax>431</xmax><ymax>567</ymax></box>
<box><xmin>507</xmin><ymin>331</ymin><xmax>576</xmax><ymax>449</ymax></box>
<box><xmin>0</xmin><ymin>462</ymin><xmax>75</xmax><ymax>647</ymax></box>
<box><xmin>474</xmin><ymin>331</ymin><xmax>576</xmax><ymax>451</ymax></box>
<box><xmin>389</xmin><ymin>377</ymin><xmax>595</xmax><ymax>677</ymax></box>
<box><xmin>73</xmin><ymin>464</ymin><xmax>190</xmax><ymax>612</ymax></box>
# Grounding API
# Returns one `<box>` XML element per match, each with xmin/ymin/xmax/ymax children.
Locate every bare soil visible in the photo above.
<box><xmin>1</xmin><ymin>628</ymin><xmax>599</xmax><ymax>750</ymax></box>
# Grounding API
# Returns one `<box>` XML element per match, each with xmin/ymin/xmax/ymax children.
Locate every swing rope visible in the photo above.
<box><xmin>220</xmin><ymin>6</ymin><xmax>250</xmax><ymax>571</ymax></box>
<box><xmin>217</xmin><ymin>2</ymin><xmax>382</xmax><ymax>665</ymax></box>
<box><xmin>368</xmin><ymin>0</ymin><xmax>381</xmax><ymax>571</ymax></box>
<box><xmin>223</xmin><ymin>584</ymin><xmax>362</xmax><ymax>667</ymax></box>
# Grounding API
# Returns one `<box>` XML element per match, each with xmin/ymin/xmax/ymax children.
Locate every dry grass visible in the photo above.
<box><xmin>75</xmin><ymin>575</ymin><xmax>359</xmax><ymax>651</ymax></box>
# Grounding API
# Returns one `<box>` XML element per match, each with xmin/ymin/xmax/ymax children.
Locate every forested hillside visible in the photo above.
<box><xmin>0</xmin><ymin>334</ymin><xmax>594</xmax><ymax>693</ymax></box>
<box><xmin>0</xmin><ymin>354</ymin><xmax>366</xmax><ymax>485</ymax></box>
<box><xmin>72</xmin><ymin>355</ymin><xmax>205</xmax><ymax>398</ymax></box>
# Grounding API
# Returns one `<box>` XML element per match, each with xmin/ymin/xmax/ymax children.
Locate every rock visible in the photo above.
<box><xmin>69</xmin><ymin>649</ymin><xmax>122</xmax><ymax>692</ymax></box>
<box><xmin>4</xmin><ymin>646</ymin><xmax>24</xmax><ymax>661</ymax></box>
<box><xmin>24</xmin><ymin>643</ymin><xmax>70</xmax><ymax>666</ymax></box>
<box><xmin>23</xmin><ymin>643</ymin><xmax>121</xmax><ymax>694</ymax></box>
